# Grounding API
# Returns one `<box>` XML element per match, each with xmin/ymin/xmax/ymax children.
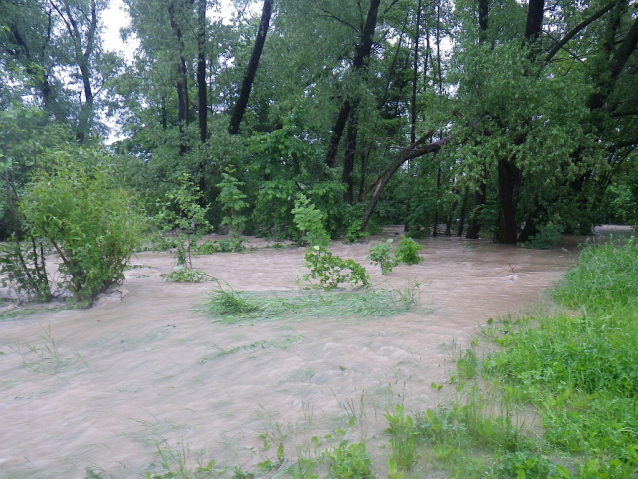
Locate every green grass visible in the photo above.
<box><xmin>203</xmin><ymin>281</ymin><xmax>425</xmax><ymax>323</ymax></box>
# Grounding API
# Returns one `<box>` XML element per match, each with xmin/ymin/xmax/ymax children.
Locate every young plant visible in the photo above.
<box><xmin>303</xmin><ymin>246</ymin><xmax>370</xmax><ymax>290</ymax></box>
<box><xmin>368</xmin><ymin>239</ymin><xmax>398</xmax><ymax>274</ymax></box>
<box><xmin>292</xmin><ymin>194</ymin><xmax>330</xmax><ymax>247</ymax></box>
<box><xmin>155</xmin><ymin>174</ymin><xmax>211</xmax><ymax>269</ymax></box>
<box><xmin>216</xmin><ymin>165</ymin><xmax>249</xmax><ymax>236</ymax></box>
<box><xmin>394</xmin><ymin>236</ymin><xmax>422</xmax><ymax>265</ymax></box>
<box><xmin>326</xmin><ymin>441</ymin><xmax>374</xmax><ymax>479</ymax></box>
<box><xmin>0</xmin><ymin>235</ymin><xmax>52</xmax><ymax>302</ymax></box>
<box><xmin>162</xmin><ymin>267</ymin><xmax>212</xmax><ymax>283</ymax></box>
<box><xmin>385</xmin><ymin>404</ymin><xmax>418</xmax><ymax>472</ymax></box>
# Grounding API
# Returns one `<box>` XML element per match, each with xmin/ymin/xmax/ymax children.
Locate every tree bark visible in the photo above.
<box><xmin>324</xmin><ymin>0</ymin><xmax>381</xmax><ymax>167</ymax></box>
<box><xmin>228</xmin><ymin>0</ymin><xmax>273</xmax><ymax>135</ymax></box>
<box><xmin>197</xmin><ymin>0</ymin><xmax>208</xmax><ymax>143</ymax></box>
<box><xmin>496</xmin><ymin>157</ymin><xmax>521</xmax><ymax>244</ymax></box>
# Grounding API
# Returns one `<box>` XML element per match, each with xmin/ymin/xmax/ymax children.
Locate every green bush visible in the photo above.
<box><xmin>303</xmin><ymin>246</ymin><xmax>370</xmax><ymax>290</ymax></box>
<box><xmin>292</xmin><ymin>194</ymin><xmax>330</xmax><ymax>247</ymax></box>
<box><xmin>20</xmin><ymin>148</ymin><xmax>144</xmax><ymax>301</ymax></box>
<box><xmin>368</xmin><ymin>239</ymin><xmax>398</xmax><ymax>274</ymax></box>
<box><xmin>394</xmin><ymin>236</ymin><xmax>422</xmax><ymax>265</ymax></box>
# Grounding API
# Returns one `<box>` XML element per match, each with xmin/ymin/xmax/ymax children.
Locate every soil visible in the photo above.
<box><xmin>0</xmin><ymin>228</ymin><xmax>590</xmax><ymax>478</ymax></box>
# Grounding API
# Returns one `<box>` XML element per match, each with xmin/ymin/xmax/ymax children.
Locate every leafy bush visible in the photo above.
<box><xmin>303</xmin><ymin>246</ymin><xmax>370</xmax><ymax>290</ymax></box>
<box><xmin>20</xmin><ymin>148</ymin><xmax>144</xmax><ymax>301</ymax></box>
<box><xmin>394</xmin><ymin>236</ymin><xmax>422</xmax><ymax>265</ymax></box>
<box><xmin>522</xmin><ymin>221</ymin><xmax>564</xmax><ymax>249</ymax></box>
<box><xmin>326</xmin><ymin>441</ymin><xmax>374</xmax><ymax>479</ymax></box>
<box><xmin>368</xmin><ymin>239</ymin><xmax>398</xmax><ymax>274</ymax></box>
<box><xmin>195</xmin><ymin>237</ymin><xmax>246</xmax><ymax>254</ymax></box>
<box><xmin>292</xmin><ymin>194</ymin><xmax>330</xmax><ymax>247</ymax></box>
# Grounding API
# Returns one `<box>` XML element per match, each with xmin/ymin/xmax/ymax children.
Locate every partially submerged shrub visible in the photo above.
<box><xmin>292</xmin><ymin>194</ymin><xmax>330</xmax><ymax>247</ymax></box>
<box><xmin>20</xmin><ymin>148</ymin><xmax>144</xmax><ymax>301</ymax></box>
<box><xmin>394</xmin><ymin>236</ymin><xmax>422</xmax><ymax>265</ymax></box>
<box><xmin>368</xmin><ymin>239</ymin><xmax>399</xmax><ymax>274</ymax></box>
<box><xmin>303</xmin><ymin>245</ymin><xmax>370</xmax><ymax>290</ymax></box>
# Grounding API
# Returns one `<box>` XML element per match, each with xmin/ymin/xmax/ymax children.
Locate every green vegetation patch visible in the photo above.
<box><xmin>203</xmin><ymin>281</ymin><xmax>423</xmax><ymax>323</ymax></box>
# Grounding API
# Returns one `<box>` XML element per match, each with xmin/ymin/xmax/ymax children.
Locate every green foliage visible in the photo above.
<box><xmin>292</xmin><ymin>194</ymin><xmax>330</xmax><ymax>247</ymax></box>
<box><xmin>326</xmin><ymin>441</ymin><xmax>374</xmax><ymax>479</ymax></box>
<box><xmin>394</xmin><ymin>236</ymin><xmax>422</xmax><ymax>265</ymax></box>
<box><xmin>203</xmin><ymin>284</ymin><xmax>420</xmax><ymax>323</ymax></box>
<box><xmin>368</xmin><ymin>239</ymin><xmax>398</xmax><ymax>274</ymax></box>
<box><xmin>20</xmin><ymin>148</ymin><xmax>144</xmax><ymax>301</ymax></box>
<box><xmin>522</xmin><ymin>221</ymin><xmax>564</xmax><ymax>249</ymax></box>
<box><xmin>494</xmin><ymin>451</ymin><xmax>559</xmax><ymax>479</ymax></box>
<box><xmin>551</xmin><ymin>238</ymin><xmax>638</xmax><ymax>311</ymax></box>
<box><xmin>216</xmin><ymin>165</ymin><xmax>248</xmax><ymax>235</ymax></box>
<box><xmin>303</xmin><ymin>246</ymin><xmax>370</xmax><ymax>290</ymax></box>
<box><xmin>162</xmin><ymin>267</ymin><xmax>212</xmax><ymax>283</ymax></box>
<box><xmin>384</xmin><ymin>404</ymin><xmax>418</xmax><ymax>471</ymax></box>
<box><xmin>195</xmin><ymin>237</ymin><xmax>246</xmax><ymax>254</ymax></box>
<box><xmin>155</xmin><ymin>174</ymin><xmax>211</xmax><ymax>269</ymax></box>
<box><xmin>0</xmin><ymin>236</ymin><xmax>52</xmax><ymax>302</ymax></box>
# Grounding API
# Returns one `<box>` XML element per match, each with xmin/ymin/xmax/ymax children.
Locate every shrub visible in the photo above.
<box><xmin>292</xmin><ymin>194</ymin><xmax>330</xmax><ymax>247</ymax></box>
<box><xmin>20</xmin><ymin>148</ymin><xmax>144</xmax><ymax>301</ymax></box>
<box><xmin>394</xmin><ymin>236</ymin><xmax>422</xmax><ymax>265</ymax></box>
<box><xmin>368</xmin><ymin>239</ymin><xmax>398</xmax><ymax>274</ymax></box>
<box><xmin>303</xmin><ymin>246</ymin><xmax>370</xmax><ymax>290</ymax></box>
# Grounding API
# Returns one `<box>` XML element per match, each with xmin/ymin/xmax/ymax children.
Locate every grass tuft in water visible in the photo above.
<box><xmin>202</xmin><ymin>281</ymin><xmax>425</xmax><ymax>323</ymax></box>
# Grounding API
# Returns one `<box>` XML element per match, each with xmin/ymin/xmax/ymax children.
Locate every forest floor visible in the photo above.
<box><xmin>0</xmin><ymin>227</ymin><xmax>623</xmax><ymax>478</ymax></box>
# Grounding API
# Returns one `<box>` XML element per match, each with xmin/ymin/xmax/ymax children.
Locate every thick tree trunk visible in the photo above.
<box><xmin>228</xmin><ymin>0</ymin><xmax>273</xmax><ymax>135</ymax></box>
<box><xmin>465</xmin><ymin>183</ymin><xmax>486</xmax><ymax>239</ymax></box>
<box><xmin>496</xmin><ymin>157</ymin><xmax>521</xmax><ymax>244</ymax></box>
<box><xmin>168</xmin><ymin>1</ymin><xmax>190</xmax><ymax>154</ymax></box>
<box><xmin>197</xmin><ymin>0</ymin><xmax>207</xmax><ymax>143</ymax></box>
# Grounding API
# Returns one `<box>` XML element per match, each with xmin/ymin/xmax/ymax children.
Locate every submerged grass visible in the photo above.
<box><xmin>203</xmin><ymin>280</ymin><xmax>425</xmax><ymax>323</ymax></box>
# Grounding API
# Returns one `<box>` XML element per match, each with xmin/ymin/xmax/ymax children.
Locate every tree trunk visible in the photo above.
<box><xmin>457</xmin><ymin>188</ymin><xmax>468</xmax><ymax>237</ymax></box>
<box><xmin>228</xmin><ymin>0</ymin><xmax>273</xmax><ymax>135</ymax></box>
<box><xmin>197</xmin><ymin>0</ymin><xmax>208</xmax><ymax>143</ymax></box>
<box><xmin>342</xmin><ymin>106</ymin><xmax>358</xmax><ymax>204</ymax></box>
<box><xmin>496</xmin><ymin>157</ymin><xmax>521</xmax><ymax>244</ymax></box>
<box><xmin>168</xmin><ymin>0</ymin><xmax>190</xmax><ymax>154</ymax></box>
<box><xmin>324</xmin><ymin>0</ymin><xmax>381</xmax><ymax>167</ymax></box>
<box><xmin>465</xmin><ymin>183</ymin><xmax>486</xmax><ymax>239</ymax></box>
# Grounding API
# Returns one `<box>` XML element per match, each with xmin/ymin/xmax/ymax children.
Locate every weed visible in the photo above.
<box><xmin>206</xmin><ymin>282</ymin><xmax>263</xmax><ymax>317</ymax></box>
<box><xmin>394</xmin><ymin>236</ymin><xmax>422</xmax><ymax>265</ymax></box>
<box><xmin>368</xmin><ymin>239</ymin><xmax>398</xmax><ymax>274</ymax></box>
<box><xmin>385</xmin><ymin>404</ymin><xmax>418</xmax><ymax>471</ymax></box>
<box><xmin>162</xmin><ymin>267</ymin><xmax>213</xmax><ymax>283</ymax></box>
<box><xmin>326</xmin><ymin>441</ymin><xmax>374</xmax><ymax>479</ymax></box>
<box><xmin>303</xmin><ymin>246</ymin><xmax>370</xmax><ymax>290</ymax></box>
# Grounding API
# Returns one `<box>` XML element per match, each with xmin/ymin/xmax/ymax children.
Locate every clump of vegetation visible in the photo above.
<box><xmin>326</xmin><ymin>441</ymin><xmax>374</xmax><ymax>479</ymax></box>
<box><xmin>162</xmin><ymin>267</ymin><xmax>213</xmax><ymax>283</ymax></box>
<box><xmin>394</xmin><ymin>235</ymin><xmax>422</xmax><ymax>265</ymax></box>
<box><xmin>0</xmin><ymin>237</ymin><xmax>52</xmax><ymax>302</ymax></box>
<box><xmin>292</xmin><ymin>194</ymin><xmax>331</xmax><ymax>247</ymax></box>
<box><xmin>18</xmin><ymin>147</ymin><xmax>144</xmax><ymax>302</ymax></box>
<box><xmin>522</xmin><ymin>220</ymin><xmax>564</xmax><ymax>249</ymax></box>
<box><xmin>551</xmin><ymin>237</ymin><xmax>638</xmax><ymax>311</ymax></box>
<box><xmin>154</xmin><ymin>174</ymin><xmax>211</xmax><ymax>270</ymax></box>
<box><xmin>195</xmin><ymin>237</ymin><xmax>246</xmax><ymax>254</ymax></box>
<box><xmin>303</xmin><ymin>245</ymin><xmax>370</xmax><ymax>290</ymax></box>
<box><xmin>203</xmin><ymin>282</ymin><xmax>422</xmax><ymax>323</ymax></box>
<box><xmin>216</xmin><ymin>165</ymin><xmax>249</xmax><ymax>236</ymax></box>
<box><xmin>368</xmin><ymin>239</ymin><xmax>399</xmax><ymax>274</ymax></box>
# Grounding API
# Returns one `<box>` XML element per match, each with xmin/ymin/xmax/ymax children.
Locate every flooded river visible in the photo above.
<box><xmin>0</xmin><ymin>229</ymin><xmax>586</xmax><ymax>478</ymax></box>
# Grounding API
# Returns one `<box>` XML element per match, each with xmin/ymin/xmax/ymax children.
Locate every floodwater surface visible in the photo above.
<box><xmin>0</xmin><ymin>229</ymin><xmax>584</xmax><ymax>478</ymax></box>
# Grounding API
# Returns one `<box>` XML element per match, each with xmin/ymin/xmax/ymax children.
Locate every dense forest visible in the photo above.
<box><xmin>1</xmin><ymin>0</ymin><xmax>637</xmax><ymax>247</ymax></box>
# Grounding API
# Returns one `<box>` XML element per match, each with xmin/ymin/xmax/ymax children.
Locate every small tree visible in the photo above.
<box><xmin>20</xmin><ymin>147</ymin><xmax>144</xmax><ymax>302</ymax></box>
<box><xmin>155</xmin><ymin>173</ymin><xmax>211</xmax><ymax>269</ymax></box>
<box><xmin>216</xmin><ymin>165</ymin><xmax>248</xmax><ymax>235</ymax></box>
<box><xmin>292</xmin><ymin>193</ymin><xmax>330</xmax><ymax>247</ymax></box>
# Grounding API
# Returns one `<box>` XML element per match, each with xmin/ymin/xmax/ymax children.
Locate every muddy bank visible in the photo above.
<box><xmin>0</xmin><ymin>231</ymin><xmax>581</xmax><ymax>478</ymax></box>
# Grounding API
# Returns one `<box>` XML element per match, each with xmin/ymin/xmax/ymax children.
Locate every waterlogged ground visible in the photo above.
<box><xmin>0</xmin><ymin>227</ymin><xmax>590</xmax><ymax>478</ymax></box>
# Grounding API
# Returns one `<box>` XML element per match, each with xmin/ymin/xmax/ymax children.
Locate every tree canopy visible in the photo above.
<box><xmin>1</xmin><ymin>0</ymin><xmax>637</xmax><ymax>243</ymax></box>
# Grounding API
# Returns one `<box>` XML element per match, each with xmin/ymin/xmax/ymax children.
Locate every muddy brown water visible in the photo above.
<box><xmin>0</xmin><ymin>228</ymin><xmax>591</xmax><ymax>478</ymax></box>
